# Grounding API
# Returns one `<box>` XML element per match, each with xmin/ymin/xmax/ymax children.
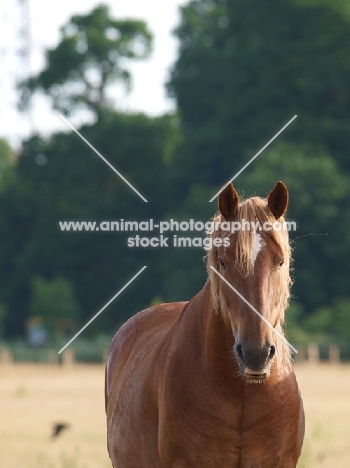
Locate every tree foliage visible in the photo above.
<box><xmin>167</xmin><ymin>0</ymin><xmax>350</xmax><ymax>330</ymax></box>
<box><xmin>239</xmin><ymin>142</ymin><xmax>350</xmax><ymax>311</ymax></box>
<box><xmin>0</xmin><ymin>138</ymin><xmax>16</xmax><ymax>191</ymax></box>
<box><xmin>0</xmin><ymin>110</ymin><xmax>181</xmax><ymax>338</ymax></box>
<box><xmin>19</xmin><ymin>4</ymin><xmax>153</xmax><ymax>118</ymax></box>
<box><xmin>1</xmin><ymin>1</ymin><xmax>350</xmax><ymax>344</ymax></box>
<box><xmin>29</xmin><ymin>276</ymin><xmax>81</xmax><ymax>340</ymax></box>
<box><xmin>168</xmin><ymin>0</ymin><xmax>350</xmax><ymax>191</ymax></box>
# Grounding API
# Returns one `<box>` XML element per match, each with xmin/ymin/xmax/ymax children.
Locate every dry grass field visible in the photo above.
<box><xmin>1</xmin><ymin>362</ymin><xmax>350</xmax><ymax>467</ymax></box>
<box><xmin>296</xmin><ymin>363</ymin><xmax>350</xmax><ymax>468</ymax></box>
<box><xmin>0</xmin><ymin>363</ymin><xmax>110</xmax><ymax>468</ymax></box>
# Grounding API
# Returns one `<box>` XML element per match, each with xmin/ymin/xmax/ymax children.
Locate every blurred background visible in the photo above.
<box><xmin>1</xmin><ymin>0</ymin><xmax>350</xmax><ymax>466</ymax></box>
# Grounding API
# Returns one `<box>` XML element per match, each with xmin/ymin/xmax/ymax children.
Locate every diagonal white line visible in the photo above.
<box><xmin>209</xmin><ymin>115</ymin><xmax>297</xmax><ymax>202</ymax></box>
<box><xmin>209</xmin><ymin>266</ymin><xmax>298</xmax><ymax>353</ymax></box>
<box><xmin>58</xmin><ymin>266</ymin><xmax>147</xmax><ymax>354</ymax></box>
<box><xmin>59</xmin><ymin>114</ymin><xmax>148</xmax><ymax>202</ymax></box>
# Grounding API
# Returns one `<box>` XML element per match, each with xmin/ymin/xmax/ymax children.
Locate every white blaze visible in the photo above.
<box><xmin>252</xmin><ymin>233</ymin><xmax>265</xmax><ymax>268</ymax></box>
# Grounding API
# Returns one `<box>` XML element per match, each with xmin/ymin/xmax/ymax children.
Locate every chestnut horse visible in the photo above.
<box><xmin>105</xmin><ymin>181</ymin><xmax>304</xmax><ymax>467</ymax></box>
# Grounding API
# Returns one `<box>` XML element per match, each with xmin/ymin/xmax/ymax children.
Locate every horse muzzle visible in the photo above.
<box><xmin>234</xmin><ymin>342</ymin><xmax>275</xmax><ymax>383</ymax></box>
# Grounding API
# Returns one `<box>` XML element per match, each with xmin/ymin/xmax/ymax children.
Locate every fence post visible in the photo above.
<box><xmin>103</xmin><ymin>349</ymin><xmax>108</xmax><ymax>364</ymax></box>
<box><xmin>293</xmin><ymin>346</ymin><xmax>306</xmax><ymax>364</ymax></box>
<box><xmin>47</xmin><ymin>350</ymin><xmax>59</xmax><ymax>365</ymax></box>
<box><xmin>329</xmin><ymin>344</ymin><xmax>340</xmax><ymax>364</ymax></box>
<box><xmin>308</xmin><ymin>342</ymin><xmax>319</xmax><ymax>364</ymax></box>
<box><xmin>63</xmin><ymin>349</ymin><xmax>75</xmax><ymax>367</ymax></box>
<box><xmin>0</xmin><ymin>347</ymin><xmax>13</xmax><ymax>365</ymax></box>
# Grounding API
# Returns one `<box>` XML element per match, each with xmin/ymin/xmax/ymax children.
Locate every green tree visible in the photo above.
<box><xmin>19</xmin><ymin>4</ymin><xmax>152</xmax><ymax>118</ymax></box>
<box><xmin>0</xmin><ymin>303</ymin><xmax>7</xmax><ymax>338</ymax></box>
<box><xmin>303</xmin><ymin>298</ymin><xmax>350</xmax><ymax>341</ymax></box>
<box><xmin>168</xmin><ymin>0</ymin><xmax>350</xmax><ymax>192</ymax></box>
<box><xmin>0</xmin><ymin>5</ymin><xmax>181</xmax><ymax>339</ymax></box>
<box><xmin>0</xmin><ymin>138</ymin><xmax>16</xmax><ymax>191</ymax></box>
<box><xmin>0</xmin><ymin>110</ymin><xmax>181</xmax><ymax>338</ymax></box>
<box><xmin>29</xmin><ymin>276</ymin><xmax>81</xmax><ymax>341</ymax></box>
<box><xmin>164</xmin><ymin>0</ymin><xmax>350</xmax><ymax>338</ymax></box>
<box><xmin>238</xmin><ymin>141</ymin><xmax>350</xmax><ymax>314</ymax></box>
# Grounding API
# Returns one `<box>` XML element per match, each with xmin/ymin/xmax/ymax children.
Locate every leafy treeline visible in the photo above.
<box><xmin>1</xmin><ymin>2</ymin><xmax>350</xmax><ymax>343</ymax></box>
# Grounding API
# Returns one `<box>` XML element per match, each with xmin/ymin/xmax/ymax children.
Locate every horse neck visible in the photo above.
<box><xmin>178</xmin><ymin>280</ymin><xmax>291</xmax><ymax>383</ymax></box>
<box><xmin>181</xmin><ymin>279</ymin><xmax>239</xmax><ymax>382</ymax></box>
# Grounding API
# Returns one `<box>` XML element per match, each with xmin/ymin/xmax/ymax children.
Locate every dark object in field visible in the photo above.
<box><xmin>51</xmin><ymin>422</ymin><xmax>70</xmax><ymax>439</ymax></box>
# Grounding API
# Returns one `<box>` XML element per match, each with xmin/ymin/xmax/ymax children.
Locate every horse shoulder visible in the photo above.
<box><xmin>105</xmin><ymin>302</ymin><xmax>186</xmax><ymax>404</ymax></box>
<box><xmin>106</xmin><ymin>302</ymin><xmax>187</xmax><ymax>467</ymax></box>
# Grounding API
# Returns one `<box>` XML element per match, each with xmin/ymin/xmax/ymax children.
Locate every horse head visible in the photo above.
<box><xmin>207</xmin><ymin>181</ymin><xmax>291</xmax><ymax>383</ymax></box>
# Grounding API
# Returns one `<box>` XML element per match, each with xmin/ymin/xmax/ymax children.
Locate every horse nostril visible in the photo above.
<box><xmin>268</xmin><ymin>345</ymin><xmax>276</xmax><ymax>360</ymax></box>
<box><xmin>236</xmin><ymin>344</ymin><xmax>244</xmax><ymax>360</ymax></box>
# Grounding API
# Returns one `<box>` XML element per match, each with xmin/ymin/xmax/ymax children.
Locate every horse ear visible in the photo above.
<box><xmin>218</xmin><ymin>182</ymin><xmax>239</xmax><ymax>221</ymax></box>
<box><xmin>268</xmin><ymin>181</ymin><xmax>289</xmax><ymax>219</ymax></box>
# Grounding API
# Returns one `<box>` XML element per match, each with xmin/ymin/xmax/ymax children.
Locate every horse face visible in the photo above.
<box><xmin>216</xmin><ymin>182</ymin><xmax>289</xmax><ymax>383</ymax></box>
<box><xmin>217</xmin><ymin>232</ymin><xmax>285</xmax><ymax>382</ymax></box>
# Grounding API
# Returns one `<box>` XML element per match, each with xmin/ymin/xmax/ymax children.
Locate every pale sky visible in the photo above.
<box><xmin>0</xmin><ymin>0</ymin><xmax>188</xmax><ymax>146</ymax></box>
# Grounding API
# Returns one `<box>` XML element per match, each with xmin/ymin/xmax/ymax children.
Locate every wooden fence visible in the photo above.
<box><xmin>0</xmin><ymin>344</ymin><xmax>107</xmax><ymax>366</ymax></box>
<box><xmin>0</xmin><ymin>343</ymin><xmax>347</xmax><ymax>366</ymax></box>
<box><xmin>293</xmin><ymin>343</ymin><xmax>342</xmax><ymax>364</ymax></box>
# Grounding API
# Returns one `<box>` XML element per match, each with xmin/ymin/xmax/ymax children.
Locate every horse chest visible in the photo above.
<box><xmin>159</xmin><ymin>379</ymin><xmax>300</xmax><ymax>468</ymax></box>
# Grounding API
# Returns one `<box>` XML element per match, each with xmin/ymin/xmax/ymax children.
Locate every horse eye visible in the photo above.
<box><xmin>218</xmin><ymin>258</ymin><xmax>226</xmax><ymax>270</ymax></box>
<box><xmin>278</xmin><ymin>261</ymin><xmax>284</xmax><ymax>269</ymax></box>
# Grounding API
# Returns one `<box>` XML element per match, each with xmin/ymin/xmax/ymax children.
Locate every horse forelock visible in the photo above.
<box><xmin>206</xmin><ymin>196</ymin><xmax>292</xmax><ymax>334</ymax></box>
